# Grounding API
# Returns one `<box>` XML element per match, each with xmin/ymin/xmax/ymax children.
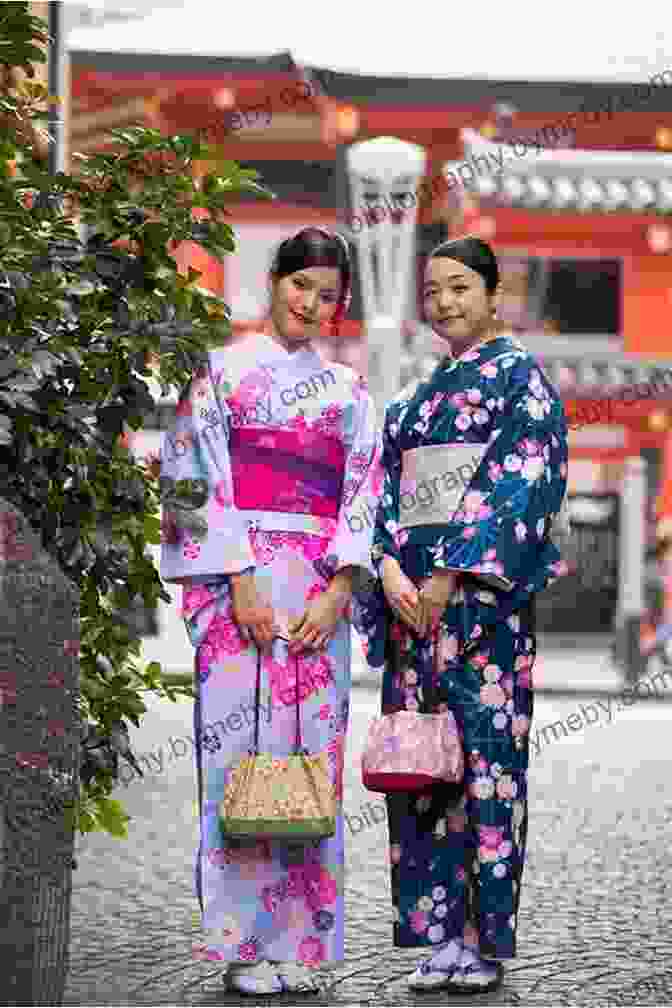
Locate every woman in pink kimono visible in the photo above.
<box><xmin>160</xmin><ymin>228</ymin><xmax>382</xmax><ymax>996</ymax></box>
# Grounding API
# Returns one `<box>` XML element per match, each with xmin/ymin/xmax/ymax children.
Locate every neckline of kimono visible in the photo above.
<box><xmin>256</xmin><ymin>328</ymin><xmax>320</xmax><ymax>362</ymax></box>
<box><xmin>440</xmin><ymin>332</ymin><xmax>507</xmax><ymax>367</ymax></box>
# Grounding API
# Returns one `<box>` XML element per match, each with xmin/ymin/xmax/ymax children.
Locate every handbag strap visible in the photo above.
<box><xmin>252</xmin><ymin>635</ymin><xmax>302</xmax><ymax>756</ymax></box>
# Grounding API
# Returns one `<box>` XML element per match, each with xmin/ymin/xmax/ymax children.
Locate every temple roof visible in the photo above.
<box><xmin>448</xmin><ymin>128</ymin><xmax>672</xmax><ymax>213</ymax></box>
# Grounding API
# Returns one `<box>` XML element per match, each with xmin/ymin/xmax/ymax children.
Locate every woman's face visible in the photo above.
<box><xmin>271</xmin><ymin>266</ymin><xmax>343</xmax><ymax>348</ymax></box>
<box><xmin>423</xmin><ymin>257</ymin><xmax>497</xmax><ymax>352</ymax></box>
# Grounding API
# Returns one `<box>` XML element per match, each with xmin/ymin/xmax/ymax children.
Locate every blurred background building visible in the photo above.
<box><xmin>61</xmin><ymin>5</ymin><xmax>672</xmax><ymax>650</ymax></box>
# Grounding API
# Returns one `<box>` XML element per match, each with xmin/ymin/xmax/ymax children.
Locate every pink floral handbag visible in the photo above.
<box><xmin>361</xmin><ymin>630</ymin><xmax>464</xmax><ymax>793</ymax></box>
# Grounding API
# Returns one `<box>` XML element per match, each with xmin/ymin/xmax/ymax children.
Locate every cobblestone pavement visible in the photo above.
<box><xmin>64</xmin><ymin>671</ymin><xmax>672</xmax><ymax>1007</ymax></box>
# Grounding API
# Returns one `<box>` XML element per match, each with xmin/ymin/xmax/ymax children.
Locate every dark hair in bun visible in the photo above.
<box><xmin>270</xmin><ymin>227</ymin><xmax>352</xmax><ymax>324</ymax></box>
<box><xmin>429</xmin><ymin>235</ymin><xmax>500</xmax><ymax>294</ymax></box>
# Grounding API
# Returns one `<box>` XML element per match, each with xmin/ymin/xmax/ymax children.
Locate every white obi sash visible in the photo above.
<box><xmin>398</xmin><ymin>443</ymin><xmax>487</xmax><ymax>529</ymax></box>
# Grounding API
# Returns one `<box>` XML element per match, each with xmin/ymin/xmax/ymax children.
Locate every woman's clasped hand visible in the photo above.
<box><xmin>380</xmin><ymin>556</ymin><xmax>457</xmax><ymax>636</ymax></box>
<box><xmin>230</xmin><ymin>570</ymin><xmax>352</xmax><ymax>654</ymax></box>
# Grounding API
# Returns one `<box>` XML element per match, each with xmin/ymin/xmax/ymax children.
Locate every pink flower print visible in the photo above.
<box><xmin>470</xmin><ymin>651</ymin><xmax>489</xmax><ymax>669</ymax></box>
<box><xmin>236</xmin><ymin>371</ymin><xmax>273</xmax><ymax>408</ymax></box>
<box><xmin>473</xmin><ymin>408</ymin><xmax>489</xmax><ymax>426</ymax></box>
<box><xmin>461</xmin><ymin>526</ymin><xmax>477</xmax><ymax>540</ymax></box>
<box><xmin>47</xmin><ymin>671</ymin><xmax>64</xmax><ymax>688</ymax></box>
<box><xmin>395</xmin><ymin>528</ymin><xmax>409</xmax><ymax>548</ymax></box>
<box><xmin>409</xmin><ymin>911</ymin><xmax>429</xmax><ymax>934</ymax></box>
<box><xmin>192</xmin><ymin>944</ymin><xmax>227</xmax><ymax>961</ymax></box>
<box><xmin>488</xmin><ymin>461</ymin><xmax>503</xmax><ymax>482</ymax></box>
<box><xmin>311</xmin><ymin>654</ymin><xmax>334</xmax><ymax>690</ymax></box>
<box><xmin>501</xmin><ymin>675</ymin><xmax>514</xmax><ymax>695</ymax></box>
<box><xmin>480</xmin><ymin>684</ymin><xmax>506</xmax><ymax>708</ymax></box>
<box><xmin>298</xmin><ymin>936</ymin><xmax>325</xmax><ymax>967</ymax></box>
<box><xmin>328</xmin><ymin>735</ymin><xmax>344</xmax><ymax>799</ymax></box>
<box><xmin>214</xmin><ymin>480</ymin><xmax>233</xmax><ymax>509</ymax></box>
<box><xmin>304</xmin><ymin>865</ymin><xmax>337</xmax><ymax>911</ymax></box>
<box><xmin>498</xmin><ymin>840</ymin><xmax>513</xmax><ymax>859</ymax></box>
<box><xmin>299</xmin><ymin>535</ymin><xmax>329</xmax><ymax>563</ymax></box>
<box><xmin>403</xmin><ymin>668</ymin><xmax>418</xmax><ymax>686</ymax></box>
<box><xmin>476</xmin><ymin>504</ymin><xmax>493</xmax><ymax>521</ymax></box>
<box><xmin>317</xmin><ymin>517</ymin><xmax>338</xmax><ymax>537</ymax></box>
<box><xmin>480</xmin><ymin>826</ymin><xmax>504</xmax><ymax>850</ymax></box>
<box><xmin>197</xmin><ymin>642</ymin><xmax>215</xmax><ymax>678</ymax></box>
<box><xmin>455</xmin><ymin>411</ymin><xmax>472</xmax><ymax>431</ymax></box>
<box><xmin>183</xmin><ymin>540</ymin><xmax>201</xmax><ymax>561</ymax></box>
<box><xmin>451</xmin><ymin>392</ymin><xmax>468</xmax><ymax>408</ymax></box>
<box><xmin>182</xmin><ymin>584</ymin><xmax>215</xmax><ymax>618</ymax></box>
<box><xmin>475</xmin><ymin>757</ymin><xmax>489</xmax><ymax>774</ymax></box>
<box><xmin>238</xmin><ymin>939</ymin><xmax>259</xmax><ymax>962</ymax></box>
<box><xmin>466</xmin><ymin>388</ymin><xmax>482</xmax><ymax>405</ymax></box>
<box><xmin>405</xmin><ymin>697</ymin><xmax>419</xmax><ymax>711</ymax></box>
<box><xmin>496</xmin><ymin>774</ymin><xmax>517</xmax><ymax>799</ymax></box>
<box><xmin>521</xmin><ymin>438</ymin><xmax>541</xmax><ymax>456</ymax></box>
<box><xmin>371</xmin><ymin>465</ymin><xmax>385</xmax><ymax>498</ymax></box>
<box><xmin>46</xmin><ymin>720</ymin><xmax>66</xmax><ymax>737</ymax></box>
<box><xmin>455</xmin><ymin>866</ymin><xmax>466</xmax><ymax>882</ymax></box>
<box><xmin>208</xmin><ymin>848</ymin><xmax>228</xmax><ymax>868</ymax></box>
<box><xmin>63</xmin><ymin>639</ymin><xmax>80</xmax><ymax>657</ymax></box>
<box><xmin>306</xmin><ymin>581</ymin><xmax>326</xmax><ymax>604</ymax></box>
<box><xmin>286</xmin><ymin>413</ymin><xmax>308</xmax><ymax>432</ymax></box>
<box><xmin>319</xmin><ymin>704</ymin><xmax>331</xmax><ymax>720</ymax></box>
<box><xmin>390</xmin><ymin>844</ymin><xmax>402</xmax><ymax>864</ymax></box>
<box><xmin>479</xmin><ymin>845</ymin><xmax>500</xmax><ymax>863</ymax></box>
<box><xmin>517</xmin><ymin>667</ymin><xmax>531</xmax><ymax>689</ymax></box>
<box><xmin>175</xmin><ymin>395</ymin><xmax>193</xmax><ymax>417</ymax></box>
<box><xmin>514</xmin><ymin>520</ymin><xmax>527</xmax><ymax>543</ymax></box>
<box><xmin>503</xmin><ymin>453</ymin><xmax>522</xmax><ymax>472</ymax></box>
<box><xmin>322</xmin><ymin>404</ymin><xmax>344</xmax><ymax>425</ymax></box>
<box><xmin>480</xmin><ymin>362</ymin><xmax>498</xmax><ymax>378</ymax></box>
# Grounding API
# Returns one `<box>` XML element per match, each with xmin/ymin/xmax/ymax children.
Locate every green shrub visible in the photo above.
<box><xmin>0</xmin><ymin>1</ymin><xmax>271</xmax><ymax>838</ymax></box>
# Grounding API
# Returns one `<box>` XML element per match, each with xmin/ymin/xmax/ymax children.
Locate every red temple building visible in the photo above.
<box><xmin>67</xmin><ymin>38</ymin><xmax>672</xmax><ymax>636</ymax></box>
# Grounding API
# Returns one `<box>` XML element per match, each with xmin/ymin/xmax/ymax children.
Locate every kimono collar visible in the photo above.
<box><xmin>438</xmin><ymin>333</ymin><xmax>517</xmax><ymax>373</ymax></box>
<box><xmin>253</xmin><ymin>330</ymin><xmax>323</xmax><ymax>369</ymax></box>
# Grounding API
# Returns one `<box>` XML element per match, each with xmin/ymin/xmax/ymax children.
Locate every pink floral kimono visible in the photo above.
<box><xmin>160</xmin><ymin>332</ymin><xmax>382</xmax><ymax>967</ymax></box>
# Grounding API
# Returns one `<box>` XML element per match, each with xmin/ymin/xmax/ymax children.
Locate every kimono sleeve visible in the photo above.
<box><xmin>431</xmin><ymin>360</ymin><xmax>568</xmax><ymax>592</ymax></box>
<box><xmin>159</xmin><ymin>358</ymin><xmax>255</xmax><ymax>583</ymax></box>
<box><xmin>319</xmin><ymin>381</ymin><xmax>383</xmax><ymax>589</ymax></box>
<box><xmin>371</xmin><ymin>402</ymin><xmax>404</xmax><ymax>572</ymax></box>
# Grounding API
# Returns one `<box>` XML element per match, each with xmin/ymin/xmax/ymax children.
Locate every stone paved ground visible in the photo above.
<box><xmin>64</xmin><ymin>671</ymin><xmax>672</xmax><ymax>1007</ymax></box>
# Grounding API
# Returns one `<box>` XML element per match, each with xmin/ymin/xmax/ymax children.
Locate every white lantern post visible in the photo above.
<box><xmin>345</xmin><ymin>137</ymin><xmax>427</xmax><ymax>422</ymax></box>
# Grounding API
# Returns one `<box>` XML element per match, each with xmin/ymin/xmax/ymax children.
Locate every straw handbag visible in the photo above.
<box><xmin>219</xmin><ymin>636</ymin><xmax>336</xmax><ymax>841</ymax></box>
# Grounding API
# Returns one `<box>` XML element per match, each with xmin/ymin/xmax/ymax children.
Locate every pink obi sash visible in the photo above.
<box><xmin>229</xmin><ymin>427</ymin><xmax>345</xmax><ymax>519</ymax></box>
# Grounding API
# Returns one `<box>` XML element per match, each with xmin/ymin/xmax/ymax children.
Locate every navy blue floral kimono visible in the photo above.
<box><xmin>359</xmin><ymin>334</ymin><xmax>568</xmax><ymax>960</ymax></box>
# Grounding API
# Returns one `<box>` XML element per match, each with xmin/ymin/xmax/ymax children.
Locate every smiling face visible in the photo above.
<box><xmin>423</xmin><ymin>257</ymin><xmax>499</xmax><ymax>355</ymax></box>
<box><xmin>270</xmin><ymin>266</ymin><xmax>343</xmax><ymax>350</ymax></box>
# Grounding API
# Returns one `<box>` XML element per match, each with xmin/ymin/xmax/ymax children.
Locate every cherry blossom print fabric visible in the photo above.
<box><xmin>357</xmin><ymin>334</ymin><xmax>569</xmax><ymax>959</ymax></box>
<box><xmin>159</xmin><ymin>334</ymin><xmax>382</xmax><ymax>966</ymax></box>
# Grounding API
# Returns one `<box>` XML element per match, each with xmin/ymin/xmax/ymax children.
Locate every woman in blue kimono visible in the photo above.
<box><xmin>363</xmin><ymin>236</ymin><xmax>568</xmax><ymax>993</ymax></box>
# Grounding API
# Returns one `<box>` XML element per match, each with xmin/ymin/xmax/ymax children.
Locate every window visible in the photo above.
<box><xmin>498</xmin><ymin>255</ymin><xmax>622</xmax><ymax>337</ymax></box>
